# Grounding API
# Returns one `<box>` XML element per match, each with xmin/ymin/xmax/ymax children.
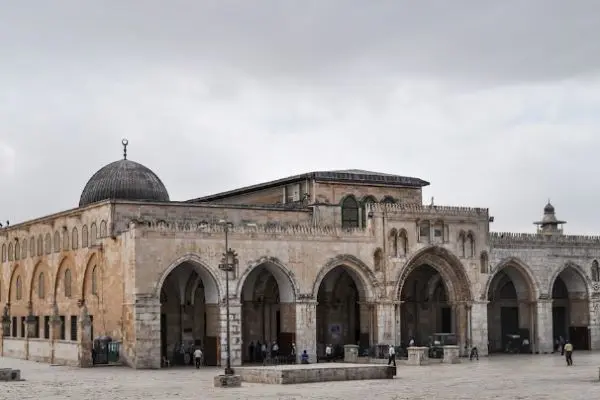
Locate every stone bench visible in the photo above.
<box><xmin>443</xmin><ymin>345</ymin><xmax>461</xmax><ymax>364</ymax></box>
<box><xmin>407</xmin><ymin>347</ymin><xmax>429</xmax><ymax>366</ymax></box>
<box><xmin>0</xmin><ymin>368</ymin><xmax>22</xmax><ymax>381</ymax></box>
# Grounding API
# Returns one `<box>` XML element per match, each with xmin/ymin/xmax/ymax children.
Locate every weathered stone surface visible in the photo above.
<box><xmin>344</xmin><ymin>344</ymin><xmax>359</xmax><ymax>363</ymax></box>
<box><xmin>443</xmin><ymin>345</ymin><xmax>460</xmax><ymax>364</ymax></box>
<box><xmin>213</xmin><ymin>374</ymin><xmax>241</xmax><ymax>388</ymax></box>
<box><xmin>407</xmin><ymin>346</ymin><xmax>429</xmax><ymax>366</ymax></box>
<box><xmin>238</xmin><ymin>363</ymin><xmax>394</xmax><ymax>384</ymax></box>
<box><xmin>0</xmin><ymin>368</ymin><xmax>21</xmax><ymax>381</ymax></box>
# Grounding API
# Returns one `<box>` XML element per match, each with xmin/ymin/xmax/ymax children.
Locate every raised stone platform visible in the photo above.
<box><xmin>0</xmin><ymin>368</ymin><xmax>23</xmax><ymax>381</ymax></box>
<box><xmin>213</xmin><ymin>374</ymin><xmax>242</xmax><ymax>388</ymax></box>
<box><xmin>238</xmin><ymin>363</ymin><xmax>395</xmax><ymax>384</ymax></box>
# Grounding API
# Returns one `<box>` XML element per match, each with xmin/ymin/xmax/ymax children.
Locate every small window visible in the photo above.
<box><xmin>592</xmin><ymin>260</ymin><xmax>600</xmax><ymax>282</ymax></box>
<box><xmin>38</xmin><ymin>272</ymin><xmax>45</xmax><ymax>299</ymax></box>
<box><xmin>64</xmin><ymin>269</ymin><xmax>72</xmax><ymax>298</ymax></box>
<box><xmin>53</xmin><ymin>231</ymin><xmax>60</xmax><ymax>253</ymax></box>
<box><xmin>62</xmin><ymin>230</ymin><xmax>69</xmax><ymax>251</ymax></box>
<box><xmin>59</xmin><ymin>316</ymin><xmax>66</xmax><ymax>340</ymax></box>
<box><xmin>45</xmin><ymin>233</ymin><xmax>52</xmax><ymax>254</ymax></box>
<box><xmin>72</xmin><ymin>227</ymin><xmax>79</xmax><ymax>250</ymax></box>
<box><xmin>70</xmin><ymin>315</ymin><xmax>78</xmax><ymax>341</ymax></box>
<box><xmin>8</xmin><ymin>243</ymin><xmax>13</xmax><ymax>261</ymax></box>
<box><xmin>82</xmin><ymin>225</ymin><xmax>89</xmax><ymax>248</ymax></box>
<box><xmin>90</xmin><ymin>223</ymin><xmax>98</xmax><ymax>246</ymax></box>
<box><xmin>44</xmin><ymin>316</ymin><xmax>50</xmax><ymax>339</ymax></box>
<box><xmin>21</xmin><ymin>239</ymin><xmax>27</xmax><ymax>259</ymax></box>
<box><xmin>29</xmin><ymin>237</ymin><xmax>35</xmax><ymax>257</ymax></box>
<box><xmin>91</xmin><ymin>266</ymin><xmax>98</xmax><ymax>295</ymax></box>
<box><xmin>14</xmin><ymin>241</ymin><xmax>20</xmax><ymax>260</ymax></box>
<box><xmin>419</xmin><ymin>222</ymin><xmax>430</xmax><ymax>242</ymax></box>
<box><xmin>1</xmin><ymin>243</ymin><xmax>5</xmax><ymax>262</ymax></box>
<box><xmin>15</xmin><ymin>275</ymin><xmax>22</xmax><ymax>301</ymax></box>
<box><xmin>341</xmin><ymin>197</ymin><xmax>360</xmax><ymax>229</ymax></box>
<box><xmin>37</xmin><ymin>235</ymin><xmax>43</xmax><ymax>256</ymax></box>
<box><xmin>12</xmin><ymin>316</ymin><xmax>17</xmax><ymax>337</ymax></box>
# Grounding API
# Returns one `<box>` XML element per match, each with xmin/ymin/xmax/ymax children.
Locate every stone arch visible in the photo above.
<box><xmin>44</xmin><ymin>232</ymin><xmax>51</xmax><ymax>254</ymax></box>
<box><xmin>547</xmin><ymin>262</ymin><xmax>590</xmax><ymax>298</ymax></box>
<box><xmin>54</xmin><ymin>256</ymin><xmax>77</xmax><ymax>301</ymax></box>
<box><xmin>388</xmin><ymin>228</ymin><xmax>398</xmax><ymax>256</ymax></box>
<box><xmin>99</xmin><ymin>220</ymin><xmax>107</xmax><ymax>238</ymax></box>
<box><xmin>312</xmin><ymin>254</ymin><xmax>379</xmax><ymax>301</ymax></box>
<box><xmin>90</xmin><ymin>222</ymin><xmax>97</xmax><ymax>246</ymax></box>
<box><xmin>82</xmin><ymin>253</ymin><xmax>101</xmax><ymax>301</ymax></box>
<box><xmin>395</xmin><ymin>245</ymin><xmax>473</xmax><ymax>303</ymax></box>
<box><xmin>8</xmin><ymin>264</ymin><xmax>26</xmax><ymax>302</ymax></box>
<box><xmin>8</xmin><ymin>242</ymin><xmax>13</xmax><ymax>261</ymax></box>
<box><xmin>71</xmin><ymin>227</ymin><xmax>79</xmax><ymax>250</ymax></box>
<box><xmin>482</xmin><ymin>257</ymin><xmax>539</xmax><ymax>301</ymax></box>
<box><xmin>1</xmin><ymin>243</ymin><xmax>6</xmax><ymax>262</ymax></box>
<box><xmin>20</xmin><ymin>238</ymin><xmax>27</xmax><ymax>259</ymax></box>
<box><xmin>29</xmin><ymin>236</ymin><xmax>35</xmax><ymax>257</ymax></box>
<box><xmin>82</xmin><ymin>225</ymin><xmax>88</xmax><ymax>247</ymax></box>
<box><xmin>155</xmin><ymin>253</ymin><xmax>223</xmax><ymax>304</ymax></box>
<box><xmin>29</xmin><ymin>260</ymin><xmax>51</xmax><ymax>302</ymax></box>
<box><xmin>480</xmin><ymin>251</ymin><xmax>489</xmax><ymax>274</ymax></box>
<box><xmin>62</xmin><ymin>229</ymin><xmax>69</xmax><ymax>251</ymax></box>
<box><xmin>236</xmin><ymin>256</ymin><xmax>299</xmax><ymax>303</ymax></box>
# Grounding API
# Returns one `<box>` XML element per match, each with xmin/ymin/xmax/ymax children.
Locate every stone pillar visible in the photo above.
<box><xmin>132</xmin><ymin>294</ymin><xmax>161</xmax><ymax>369</ymax></box>
<box><xmin>442</xmin><ymin>345</ymin><xmax>460</xmax><ymax>364</ymax></box>
<box><xmin>406</xmin><ymin>346</ymin><xmax>429</xmax><ymax>366</ymax></box>
<box><xmin>589</xmin><ymin>297</ymin><xmax>600</xmax><ymax>351</ymax></box>
<box><xmin>394</xmin><ymin>302</ymin><xmax>402</xmax><ymax>346</ymax></box>
<box><xmin>219</xmin><ymin>301</ymin><xmax>242</xmax><ymax>367</ymax></box>
<box><xmin>344</xmin><ymin>344</ymin><xmax>359</xmax><ymax>362</ymax></box>
<box><xmin>49</xmin><ymin>305</ymin><xmax>63</xmax><ymax>365</ymax></box>
<box><xmin>1</xmin><ymin>304</ymin><xmax>10</xmax><ymax>338</ymax></box>
<box><xmin>295</xmin><ymin>300</ymin><xmax>317</xmax><ymax>363</ymax></box>
<box><xmin>78</xmin><ymin>305</ymin><xmax>93</xmax><ymax>367</ymax></box>
<box><xmin>470</xmin><ymin>301</ymin><xmax>488</xmax><ymax>356</ymax></box>
<box><xmin>375</xmin><ymin>302</ymin><xmax>395</xmax><ymax>345</ymax></box>
<box><xmin>358</xmin><ymin>302</ymin><xmax>371</xmax><ymax>346</ymax></box>
<box><xmin>536</xmin><ymin>298</ymin><xmax>553</xmax><ymax>354</ymax></box>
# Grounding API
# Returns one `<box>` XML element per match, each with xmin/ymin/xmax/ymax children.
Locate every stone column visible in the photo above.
<box><xmin>132</xmin><ymin>294</ymin><xmax>161</xmax><ymax>369</ymax></box>
<box><xmin>295</xmin><ymin>299</ymin><xmax>317</xmax><ymax>363</ymax></box>
<box><xmin>470</xmin><ymin>301</ymin><xmax>488</xmax><ymax>356</ymax></box>
<box><xmin>78</xmin><ymin>305</ymin><xmax>93</xmax><ymax>367</ymax></box>
<box><xmin>589</xmin><ymin>296</ymin><xmax>600</xmax><ymax>351</ymax></box>
<box><xmin>219</xmin><ymin>300</ymin><xmax>242</xmax><ymax>367</ymax></box>
<box><xmin>49</xmin><ymin>304</ymin><xmax>63</xmax><ymax>365</ymax></box>
<box><xmin>395</xmin><ymin>302</ymin><xmax>402</xmax><ymax>346</ymax></box>
<box><xmin>25</xmin><ymin>307</ymin><xmax>36</xmax><ymax>360</ymax></box>
<box><xmin>536</xmin><ymin>298</ymin><xmax>553</xmax><ymax>354</ymax></box>
<box><xmin>375</xmin><ymin>302</ymin><xmax>395</xmax><ymax>345</ymax></box>
<box><xmin>0</xmin><ymin>304</ymin><xmax>8</xmax><ymax>356</ymax></box>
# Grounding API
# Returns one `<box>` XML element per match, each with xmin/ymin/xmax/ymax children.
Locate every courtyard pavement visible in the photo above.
<box><xmin>1</xmin><ymin>353</ymin><xmax>600</xmax><ymax>400</ymax></box>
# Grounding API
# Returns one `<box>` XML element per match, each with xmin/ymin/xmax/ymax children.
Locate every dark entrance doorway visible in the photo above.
<box><xmin>500</xmin><ymin>307</ymin><xmax>519</xmax><ymax>351</ymax></box>
<box><xmin>441</xmin><ymin>307</ymin><xmax>452</xmax><ymax>333</ymax></box>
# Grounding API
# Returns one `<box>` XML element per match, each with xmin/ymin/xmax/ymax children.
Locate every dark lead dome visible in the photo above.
<box><xmin>79</xmin><ymin>140</ymin><xmax>170</xmax><ymax>207</ymax></box>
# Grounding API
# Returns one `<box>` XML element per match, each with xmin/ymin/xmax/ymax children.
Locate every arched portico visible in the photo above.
<box><xmin>548</xmin><ymin>263</ymin><xmax>591</xmax><ymax>350</ymax></box>
<box><xmin>395</xmin><ymin>246</ymin><xmax>473</xmax><ymax>350</ymax></box>
<box><xmin>237</xmin><ymin>257</ymin><xmax>298</xmax><ymax>364</ymax></box>
<box><xmin>313</xmin><ymin>255</ymin><xmax>378</xmax><ymax>359</ymax></box>
<box><xmin>157</xmin><ymin>255</ymin><xmax>222</xmax><ymax>367</ymax></box>
<box><xmin>485</xmin><ymin>258</ymin><xmax>538</xmax><ymax>354</ymax></box>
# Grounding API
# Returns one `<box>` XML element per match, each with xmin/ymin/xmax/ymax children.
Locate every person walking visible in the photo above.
<box><xmin>193</xmin><ymin>347</ymin><xmax>203</xmax><ymax>369</ymax></box>
<box><xmin>387</xmin><ymin>344</ymin><xmax>396</xmax><ymax>367</ymax></box>
<box><xmin>564</xmin><ymin>341</ymin><xmax>573</xmax><ymax>366</ymax></box>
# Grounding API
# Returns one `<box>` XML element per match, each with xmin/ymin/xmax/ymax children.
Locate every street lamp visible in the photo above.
<box><xmin>218</xmin><ymin>220</ymin><xmax>238</xmax><ymax>376</ymax></box>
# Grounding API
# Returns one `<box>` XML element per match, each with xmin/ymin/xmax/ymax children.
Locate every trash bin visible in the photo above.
<box><xmin>93</xmin><ymin>336</ymin><xmax>112</xmax><ymax>365</ymax></box>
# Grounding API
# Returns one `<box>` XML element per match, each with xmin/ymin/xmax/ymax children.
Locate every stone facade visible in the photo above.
<box><xmin>1</xmin><ymin>165</ymin><xmax>599</xmax><ymax>369</ymax></box>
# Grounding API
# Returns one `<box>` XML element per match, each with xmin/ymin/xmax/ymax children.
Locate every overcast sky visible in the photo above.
<box><xmin>1</xmin><ymin>1</ymin><xmax>599</xmax><ymax>234</ymax></box>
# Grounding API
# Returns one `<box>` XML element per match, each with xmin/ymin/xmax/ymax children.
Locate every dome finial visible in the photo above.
<box><xmin>122</xmin><ymin>138</ymin><xmax>129</xmax><ymax>160</ymax></box>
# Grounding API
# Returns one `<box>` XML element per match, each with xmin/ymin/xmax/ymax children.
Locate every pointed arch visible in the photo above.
<box><xmin>388</xmin><ymin>228</ymin><xmax>398</xmax><ymax>256</ymax></box>
<box><xmin>53</xmin><ymin>231</ymin><xmax>61</xmax><ymax>253</ymax></box>
<box><xmin>482</xmin><ymin>257</ymin><xmax>540</xmax><ymax>301</ymax></box>
<box><xmin>14</xmin><ymin>240</ymin><xmax>20</xmax><ymax>261</ymax></box>
<box><xmin>20</xmin><ymin>238</ymin><xmax>27</xmax><ymax>259</ymax></box>
<box><xmin>466</xmin><ymin>231</ymin><xmax>475</xmax><ymax>258</ymax></box>
<box><xmin>62</xmin><ymin>229</ymin><xmax>69</xmax><ymax>251</ymax></box>
<box><xmin>395</xmin><ymin>245</ymin><xmax>472</xmax><ymax>302</ymax></box>
<box><xmin>236</xmin><ymin>256</ymin><xmax>299</xmax><ymax>303</ymax></box>
<box><xmin>155</xmin><ymin>253</ymin><xmax>223</xmax><ymax>304</ymax></box>
<box><xmin>457</xmin><ymin>230</ymin><xmax>466</xmax><ymax>257</ymax></box>
<box><xmin>54</xmin><ymin>256</ymin><xmax>77</xmax><ymax>301</ymax></box>
<box><xmin>29</xmin><ymin>260</ymin><xmax>51</xmax><ymax>303</ymax></box>
<box><xmin>547</xmin><ymin>262</ymin><xmax>590</xmax><ymax>297</ymax></box>
<box><xmin>82</xmin><ymin>225</ymin><xmax>89</xmax><ymax>248</ymax></box>
<box><xmin>312</xmin><ymin>254</ymin><xmax>380</xmax><ymax>301</ymax></box>
<box><xmin>398</xmin><ymin>228</ymin><xmax>409</xmax><ymax>256</ymax></box>
<box><xmin>99</xmin><ymin>220</ymin><xmax>107</xmax><ymax>238</ymax></box>
<box><xmin>82</xmin><ymin>253</ymin><xmax>101</xmax><ymax>301</ymax></box>
<box><xmin>8</xmin><ymin>264</ymin><xmax>25</xmax><ymax>303</ymax></box>
<box><xmin>8</xmin><ymin>242</ymin><xmax>13</xmax><ymax>261</ymax></box>
<box><xmin>72</xmin><ymin>227</ymin><xmax>79</xmax><ymax>250</ymax></box>
<box><xmin>1</xmin><ymin>243</ymin><xmax>6</xmax><ymax>262</ymax></box>
<box><xmin>480</xmin><ymin>251</ymin><xmax>489</xmax><ymax>274</ymax></box>
<box><xmin>29</xmin><ymin>236</ymin><xmax>35</xmax><ymax>257</ymax></box>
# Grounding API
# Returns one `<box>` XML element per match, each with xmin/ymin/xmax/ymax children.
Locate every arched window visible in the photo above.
<box><xmin>418</xmin><ymin>221</ymin><xmax>430</xmax><ymax>243</ymax></box>
<box><xmin>92</xmin><ymin>266</ymin><xmax>98</xmax><ymax>295</ymax></box>
<box><xmin>480</xmin><ymin>252</ymin><xmax>489</xmax><ymax>274</ymax></box>
<box><xmin>15</xmin><ymin>275</ymin><xmax>22</xmax><ymax>300</ymax></box>
<box><xmin>467</xmin><ymin>232</ymin><xmax>475</xmax><ymax>257</ymax></box>
<box><xmin>458</xmin><ymin>232</ymin><xmax>466</xmax><ymax>257</ymax></box>
<box><xmin>72</xmin><ymin>227</ymin><xmax>79</xmax><ymax>250</ymax></box>
<box><xmin>38</xmin><ymin>272</ymin><xmax>45</xmax><ymax>299</ymax></box>
<box><xmin>99</xmin><ymin>220</ymin><xmax>107</xmax><ymax>238</ymax></box>
<box><xmin>82</xmin><ymin>225</ymin><xmax>89</xmax><ymax>248</ymax></box>
<box><xmin>14</xmin><ymin>241</ymin><xmax>20</xmax><ymax>261</ymax></box>
<box><xmin>382</xmin><ymin>196</ymin><xmax>395</xmax><ymax>204</ymax></box>
<box><xmin>37</xmin><ymin>235</ymin><xmax>43</xmax><ymax>256</ymax></box>
<box><xmin>341</xmin><ymin>196</ymin><xmax>360</xmax><ymax>229</ymax></box>
<box><xmin>29</xmin><ymin>236</ymin><xmax>35</xmax><ymax>257</ymax></box>
<box><xmin>63</xmin><ymin>230</ymin><xmax>69</xmax><ymax>251</ymax></box>
<box><xmin>44</xmin><ymin>233</ymin><xmax>52</xmax><ymax>254</ymax></box>
<box><xmin>1</xmin><ymin>243</ymin><xmax>6</xmax><ymax>262</ymax></box>
<box><xmin>592</xmin><ymin>260</ymin><xmax>600</xmax><ymax>282</ymax></box>
<box><xmin>373</xmin><ymin>248</ymin><xmax>383</xmax><ymax>272</ymax></box>
<box><xmin>8</xmin><ymin>243</ymin><xmax>13</xmax><ymax>261</ymax></box>
<box><xmin>389</xmin><ymin>229</ymin><xmax>398</xmax><ymax>256</ymax></box>
<box><xmin>53</xmin><ymin>231</ymin><xmax>61</xmax><ymax>253</ymax></box>
<box><xmin>21</xmin><ymin>238</ymin><xmax>27</xmax><ymax>259</ymax></box>
<box><xmin>398</xmin><ymin>229</ymin><xmax>409</xmax><ymax>256</ymax></box>
<box><xmin>64</xmin><ymin>269</ymin><xmax>72</xmax><ymax>298</ymax></box>
<box><xmin>90</xmin><ymin>223</ymin><xmax>98</xmax><ymax>246</ymax></box>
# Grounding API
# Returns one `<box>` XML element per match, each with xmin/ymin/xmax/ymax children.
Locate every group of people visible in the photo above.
<box><xmin>247</xmin><ymin>340</ymin><xmax>309</xmax><ymax>364</ymax></box>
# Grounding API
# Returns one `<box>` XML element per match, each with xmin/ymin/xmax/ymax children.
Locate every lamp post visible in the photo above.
<box><xmin>218</xmin><ymin>220</ymin><xmax>237</xmax><ymax>376</ymax></box>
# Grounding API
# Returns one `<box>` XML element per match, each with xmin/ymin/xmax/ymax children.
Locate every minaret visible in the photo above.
<box><xmin>533</xmin><ymin>200</ymin><xmax>566</xmax><ymax>236</ymax></box>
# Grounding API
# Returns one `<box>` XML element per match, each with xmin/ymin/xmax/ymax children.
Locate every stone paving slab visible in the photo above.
<box><xmin>1</xmin><ymin>354</ymin><xmax>600</xmax><ymax>399</ymax></box>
